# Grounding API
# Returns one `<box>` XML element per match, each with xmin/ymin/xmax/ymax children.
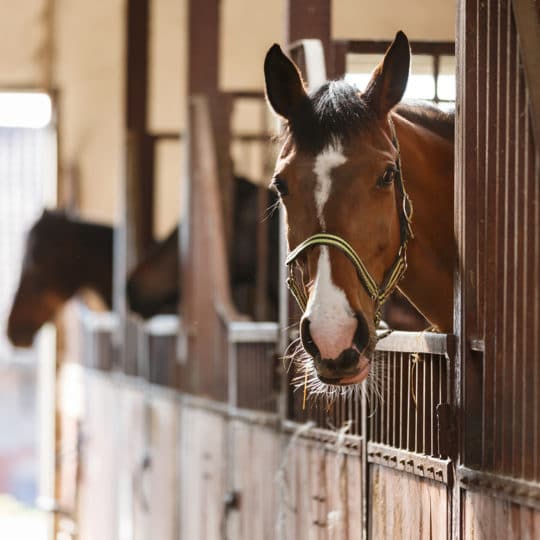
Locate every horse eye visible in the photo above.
<box><xmin>271</xmin><ymin>176</ymin><xmax>288</xmax><ymax>196</ymax></box>
<box><xmin>377</xmin><ymin>167</ymin><xmax>396</xmax><ymax>188</ymax></box>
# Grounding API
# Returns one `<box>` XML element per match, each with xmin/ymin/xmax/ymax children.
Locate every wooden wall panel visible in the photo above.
<box><xmin>148</xmin><ymin>390</ymin><xmax>179</xmax><ymax>540</ymax></box>
<box><xmin>278</xmin><ymin>435</ymin><xmax>363</xmax><ymax>540</ymax></box>
<box><xmin>227</xmin><ymin>420</ymin><xmax>281</xmax><ymax>540</ymax></box>
<box><xmin>178</xmin><ymin>405</ymin><xmax>227</xmax><ymax>540</ymax></box>
<box><xmin>77</xmin><ymin>372</ymin><xmax>120</xmax><ymax>540</ymax></box>
<box><xmin>116</xmin><ymin>380</ymin><xmax>150</xmax><ymax>540</ymax></box>
<box><xmin>463</xmin><ymin>491</ymin><xmax>540</xmax><ymax>540</ymax></box>
<box><xmin>457</xmin><ymin>0</ymin><xmax>540</xmax><ymax>483</ymax></box>
<box><xmin>369</xmin><ymin>464</ymin><xmax>448</xmax><ymax>540</ymax></box>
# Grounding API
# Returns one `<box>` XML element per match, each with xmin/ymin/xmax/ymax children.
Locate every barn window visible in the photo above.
<box><xmin>0</xmin><ymin>91</ymin><xmax>56</xmax><ymax>517</ymax></box>
<box><xmin>345</xmin><ymin>48</ymin><xmax>455</xmax><ymax>109</ymax></box>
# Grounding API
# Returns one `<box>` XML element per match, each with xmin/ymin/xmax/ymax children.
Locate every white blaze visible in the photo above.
<box><xmin>313</xmin><ymin>143</ymin><xmax>347</xmax><ymax>228</ymax></box>
<box><xmin>304</xmin><ymin>247</ymin><xmax>357</xmax><ymax>359</ymax></box>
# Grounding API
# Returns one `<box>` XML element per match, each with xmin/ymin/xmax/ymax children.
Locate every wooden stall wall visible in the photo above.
<box><xmin>456</xmin><ymin>0</ymin><xmax>540</xmax><ymax>536</ymax></box>
<box><xmin>77</xmin><ymin>371</ymin><xmax>120</xmax><ymax>540</ymax></box>
<box><xmin>370</xmin><ymin>465</ymin><xmax>448</xmax><ymax>539</ymax></box>
<box><xmin>178</xmin><ymin>403</ymin><xmax>228</xmax><ymax>540</ymax></box>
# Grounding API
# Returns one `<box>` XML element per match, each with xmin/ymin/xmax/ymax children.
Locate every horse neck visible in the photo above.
<box><xmin>392</xmin><ymin>113</ymin><xmax>455</xmax><ymax>332</ymax></box>
<box><xmin>72</xmin><ymin>220</ymin><xmax>114</xmax><ymax>307</ymax></box>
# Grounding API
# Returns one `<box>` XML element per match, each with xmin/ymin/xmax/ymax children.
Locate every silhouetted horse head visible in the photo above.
<box><xmin>7</xmin><ymin>210</ymin><xmax>113</xmax><ymax>347</ymax></box>
<box><xmin>127</xmin><ymin>176</ymin><xmax>280</xmax><ymax>320</ymax></box>
<box><xmin>127</xmin><ymin>226</ymin><xmax>180</xmax><ymax>319</ymax></box>
<box><xmin>265</xmin><ymin>32</ymin><xmax>419</xmax><ymax>386</ymax></box>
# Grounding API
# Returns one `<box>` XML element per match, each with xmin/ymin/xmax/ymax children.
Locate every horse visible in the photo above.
<box><xmin>7</xmin><ymin>210</ymin><xmax>113</xmax><ymax>347</ymax></box>
<box><xmin>127</xmin><ymin>176</ymin><xmax>281</xmax><ymax>320</ymax></box>
<box><xmin>126</xmin><ymin>226</ymin><xmax>179</xmax><ymax>319</ymax></box>
<box><xmin>264</xmin><ymin>31</ymin><xmax>454</xmax><ymax>387</ymax></box>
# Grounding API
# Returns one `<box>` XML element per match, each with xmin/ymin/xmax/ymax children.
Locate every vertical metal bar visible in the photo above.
<box><xmin>422</xmin><ymin>355</ymin><xmax>426</xmax><ymax>455</ymax></box>
<box><xmin>392</xmin><ymin>351</ymin><xmax>396</xmax><ymax>448</ymax></box>
<box><xmin>399</xmin><ymin>351</ymin><xmax>404</xmax><ymax>449</ymax></box>
<box><xmin>407</xmin><ymin>354</ymin><xmax>411</xmax><ymax>451</ymax></box>
<box><xmin>430</xmin><ymin>354</ymin><xmax>434</xmax><ymax>456</ymax></box>
<box><xmin>414</xmin><ymin>354</ymin><xmax>420</xmax><ymax>452</ymax></box>
<box><xmin>433</xmin><ymin>53</ymin><xmax>441</xmax><ymax>103</ymax></box>
<box><xmin>386</xmin><ymin>353</ymin><xmax>390</xmax><ymax>445</ymax></box>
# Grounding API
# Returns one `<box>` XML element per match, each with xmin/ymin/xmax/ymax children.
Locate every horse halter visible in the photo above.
<box><xmin>285</xmin><ymin>120</ymin><xmax>414</xmax><ymax>326</ymax></box>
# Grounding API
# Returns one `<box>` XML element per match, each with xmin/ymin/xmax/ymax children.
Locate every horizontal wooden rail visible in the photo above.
<box><xmin>375</xmin><ymin>331</ymin><xmax>454</xmax><ymax>356</ymax></box>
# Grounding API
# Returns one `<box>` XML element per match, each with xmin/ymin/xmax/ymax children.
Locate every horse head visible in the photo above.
<box><xmin>264</xmin><ymin>32</ymin><xmax>412</xmax><ymax>386</ymax></box>
<box><xmin>127</xmin><ymin>227</ymin><xmax>180</xmax><ymax>319</ymax></box>
<box><xmin>7</xmin><ymin>211</ymin><xmax>80</xmax><ymax>346</ymax></box>
<box><xmin>7</xmin><ymin>210</ymin><xmax>113</xmax><ymax>347</ymax></box>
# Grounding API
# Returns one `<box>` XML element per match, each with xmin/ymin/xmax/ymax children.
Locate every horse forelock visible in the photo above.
<box><xmin>285</xmin><ymin>80</ymin><xmax>376</xmax><ymax>154</ymax></box>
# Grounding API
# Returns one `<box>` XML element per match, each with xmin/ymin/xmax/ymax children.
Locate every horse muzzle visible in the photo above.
<box><xmin>300</xmin><ymin>311</ymin><xmax>374</xmax><ymax>384</ymax></box>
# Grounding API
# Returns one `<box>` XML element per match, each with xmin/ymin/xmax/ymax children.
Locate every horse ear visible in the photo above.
<box><xmin>264</xmin><ymin>44</ymin><xmax>308</xmax><ymax>120</ymax></box>
<box><xmin>363</xmin><ymin>31</ymin><xmax>411</xmax><ymax>117</ymax></box>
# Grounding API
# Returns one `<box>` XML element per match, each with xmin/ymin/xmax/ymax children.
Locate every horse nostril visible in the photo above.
<box><xmin>353</xmin><ymin>314</ymin><xmax>370</xmax><ymax>353</ymax></box>
<box><xmin>300</xmin><ymin>318</ymin><xmax>319</xmax><ymax>358</ymax></box>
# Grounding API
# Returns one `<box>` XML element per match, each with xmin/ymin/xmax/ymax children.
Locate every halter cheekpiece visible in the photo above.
<box><xmin>285</xmin><ymin>119</ymin><xmax>414</xmax><ymax>326</ymax></box>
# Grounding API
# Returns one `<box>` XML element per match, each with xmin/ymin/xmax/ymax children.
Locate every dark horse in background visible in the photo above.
<box><xmin>7</xmin><ymin>210</ymin><xmax>113</xmax><ymax>347</ymax></box>
<box><xmin>128</xmin><ymin>176</ymin><xmax>281</xmax><ymax>321</ymax></box>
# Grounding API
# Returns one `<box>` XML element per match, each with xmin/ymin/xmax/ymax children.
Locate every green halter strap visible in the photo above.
<box><xmin>285</xmin><ymin>119</ymin><xmax>414</xmax><ymax>325</ymax></box>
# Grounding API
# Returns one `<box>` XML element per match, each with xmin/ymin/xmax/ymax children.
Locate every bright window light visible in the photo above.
<box><xmin>345</xmin><ymin>73</ymin><xmax>436</xmax><ymax>101</ymax></box>
<box><xmin>0</xmin><ymin>93</ymin><xmax>52</xmax><ymax>129</ymax></box>
<box><xmin>437</xmin><ymin>75</ymin><xmax>456</xmax><ymax>101</ymax></box>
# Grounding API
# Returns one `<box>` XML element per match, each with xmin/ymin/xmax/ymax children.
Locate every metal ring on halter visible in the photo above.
<box><xmin>284</xmin><ymin>118</ymin><xmax>413</xmax><ymax>328</ymax></box>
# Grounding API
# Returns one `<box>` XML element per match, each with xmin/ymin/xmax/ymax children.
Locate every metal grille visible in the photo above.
<box><xmin>289</xmin><ymin>389</ymin><xmax>363</xmax><ymax>436</ymax></box>
<box><xmin>79</xmin><ymin>306</ymin><xmax>118</xmax><ymax>371</ymax></box>
<box><xmin>227</xmin><ymin>320</ymin><xmax>279</xmax><ymax>413</ymax></box>
<box><xmin>368</xmin><ymin>349</ymin><xmax>452</xmax><ymax>459</ymax></box>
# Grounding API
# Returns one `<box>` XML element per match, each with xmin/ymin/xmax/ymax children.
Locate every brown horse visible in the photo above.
<box><xmin>127</xmin><ymin>176</ymin><xmax>281</xmax><ymax>320</ymax></box>
<box><xmin>7</xmin><ymin>210</ymin><xmax>113</xmax><ymax>347</ymax></box>
<box><xmin>264</xmin><ymin>31</ymin><xmax>454</xmax><ymax>387</ymax></box>
<box><xmin>127</xmin><ymin>226</ymin><xmax>180</xmax><ymax>319</ymax></box>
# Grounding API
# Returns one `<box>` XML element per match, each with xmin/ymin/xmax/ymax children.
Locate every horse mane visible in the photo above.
<box><xmin>395</xmin><ymin>101</ymin><xmax>455</xmax><ymax>142</ymax></box>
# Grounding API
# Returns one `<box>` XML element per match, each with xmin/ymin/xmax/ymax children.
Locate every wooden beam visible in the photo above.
<box><xmin>188</xmin><ymin>0</ymin><xmax>219</xmax><ymax>95</ymax></box>
<box><xmin>286</xmin><ymin>0</ymin><xmax>331</xmax><ymax>61</ymax></box>
<box><xmin>511</xmin><ymin>0</ymin><xmax>540</xmax><ymax>157</ymax></box>
<box><xmin>126</xmin><ymin>0</ymin><xmax>150</xmax><ymax>131</ymax></box>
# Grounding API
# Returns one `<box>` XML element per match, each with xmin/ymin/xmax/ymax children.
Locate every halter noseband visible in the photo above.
<box><xmin>285</xmin><ymin>120</ymin><xmax>414</xmax><ymax>326</ymax></box>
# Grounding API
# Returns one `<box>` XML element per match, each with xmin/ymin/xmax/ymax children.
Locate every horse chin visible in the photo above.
<box><xmin>336</xmin><ymin>361</ymin><xmax>370</xmax><ymax>385</ymax></box>
<box><xmin>8</xmin><ymin>328</ymin><xmax>37</xmax><ymax>348</ymax></box>
<box><xmin>316</xmin><ymin>355</ymin><xmax>371</xmax><ymax>386</ymax></box>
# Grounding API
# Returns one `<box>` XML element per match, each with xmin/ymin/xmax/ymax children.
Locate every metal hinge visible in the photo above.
<box><xmin>437</xmin><ymin>403</ymin><xmax>458</xmax><ymax>464</ymax></box>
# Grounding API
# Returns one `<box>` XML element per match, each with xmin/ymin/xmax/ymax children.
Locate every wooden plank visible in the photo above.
<box><xmin>346</xmin><ymin>454</ymin><xmax>363</xmax><ymax>540</ymax></box>
<box><xmin>511</xmin><ymin>0</ymin><xmax>540</xmax><ymax>157</ymax></box>
<box><xmin>463</xmin><ymin>490</ymin><xmax>540</xmax><ymax>539</ymax></box>
<box><xmin>77</xmin><ymin>372</ymin><xmax>120</xmax><ymax>540</ymax></box>
<box><xmin>369</xmin><ymin>464</ymin><xmax>448</xmax><ymax>540</ymax></box>
<box><xmin>188</xmin><ymin>0</ymin><xmax>219</xmax><ymax>95</ymax></box>
<box><xmin>117</xmin><ymin>379</ymin><xmax>149</xmax><ymax>540</ymax></box>
<box><xmin>148</xmin><ymin>392</ymin><xmax>178</xmax><ymax>540</ymax></box>
<box><xmin>286</xmin><ymin>0</ymin><xmax>331</xmax><ymax>70</ymax></box>
<box><xmin>179</xmin><ymin>404</ymin><xmax>227</xmax><ymax>540</ymax></box>
<box><xmin>228</xmin><ymin>420</ymin><xmax>281</xmax><ymax>539</ymax></box>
